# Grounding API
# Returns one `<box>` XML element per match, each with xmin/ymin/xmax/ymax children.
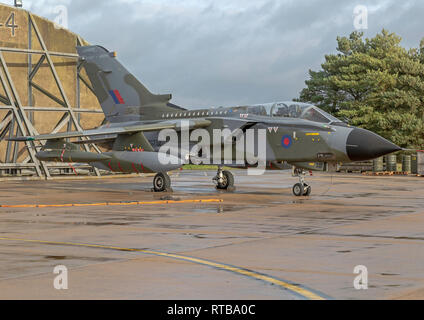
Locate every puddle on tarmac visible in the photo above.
<box><xmin>152</xmin><ymin>224</ymin><xmax>206</xmax><ymax>230</ymax></box>
<box><xmin>44</xmin><ymin>256</ymin><xmax>66</xmax><ymax>260</ymax></box>
<box><xmin>159</xmin><ymin>196</ymin><xmax>182</xmax><ymax>201</ymax></box>
<box><xmin>83</xmin><ymin>222</ymin><xmax>130</xmax><ymax>226</ymax></box>
<box><xmin>0</xmin><ymin>219</ymin><xmax>140</xmax><ymax>227</ymax></box>
<box><xmin>270</xmin><ymin>200</ymin><xmax>308</xmax><ymax>205</ymax></box>
<box><xmin>340</xmin><ymin>193</ymin><xmax>380</xmax><ymax>199</ymax></box>
<box><xmin>183</xmin><ymin>233</ymin><xmax>258</xmax><ymax>240</ymax></box>
<box><xmin>191</xmin><ymin>205</ymin><xmax>266</xmax><ymax>214</ymax></box>
<box><xmin>44</xmin><ymin>255</ymin><xmax>116</xmax><ymax>262</ymax></box>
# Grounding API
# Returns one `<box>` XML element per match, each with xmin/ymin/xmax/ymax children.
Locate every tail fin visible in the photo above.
<box><xmin>77</xmin><ymin>45</ymin><xmax>182</xmax><ymax>123</ymax></box>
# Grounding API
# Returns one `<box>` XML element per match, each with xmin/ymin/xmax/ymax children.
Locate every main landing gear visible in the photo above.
<box><xmin>213</xmin><ymin>166</ymin><xmax>235</xmax><ymax>191</ymax></box>
<box><xmin>153</xmin><ymin>172</ymin><xmax>172</xmax><ymax>192</ymax></box>
<box><xmin>292</xmin><ymin>168</ymin><xmax>312</xmax><ymax>197</ymax></box>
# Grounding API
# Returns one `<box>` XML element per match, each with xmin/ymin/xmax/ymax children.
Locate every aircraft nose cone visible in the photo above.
<box><xmin>346</xmin><ymin>128</ymin><xmax>401</xmax><ymax>161</ymax></box>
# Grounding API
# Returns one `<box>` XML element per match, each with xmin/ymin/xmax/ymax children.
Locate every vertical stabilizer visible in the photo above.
<box><xmin>77</xmin><ymin>46</ymin><xmax>181</xmax><ymax>123</ymax></box>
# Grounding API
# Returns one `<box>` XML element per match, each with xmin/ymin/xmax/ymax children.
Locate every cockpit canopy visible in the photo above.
<box><xmin>245</xmin><ymin>102</ymin><xmax>340</xmax><ymax>124</ymax></box>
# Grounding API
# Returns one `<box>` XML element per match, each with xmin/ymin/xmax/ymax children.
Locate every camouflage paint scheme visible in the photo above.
<box><xmin>11</xmin><ymin>45</ymin><xmax>401</xmax><ymax>176</ymax></box>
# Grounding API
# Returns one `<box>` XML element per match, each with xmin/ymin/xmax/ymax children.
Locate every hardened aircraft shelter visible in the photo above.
<box><xmin>0</xmin><ymin>3</ymin><xmax>104</xmax><ymax>179</ymax></box>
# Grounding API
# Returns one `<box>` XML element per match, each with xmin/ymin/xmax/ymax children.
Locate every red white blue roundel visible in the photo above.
<box><xmin>282</xmin><ymin>135</ymin><xmax>292</xmax><ymax>148</ymax></box>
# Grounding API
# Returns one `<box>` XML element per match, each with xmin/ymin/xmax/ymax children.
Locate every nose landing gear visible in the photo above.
<box><xmin>292</xmin><ymin>168</ymin><xmax>312</xmax><ymax>197</ymax></box>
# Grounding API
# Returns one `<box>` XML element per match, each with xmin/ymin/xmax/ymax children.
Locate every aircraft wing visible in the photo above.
<box><xmin>8</xmin><ymin>119</ymin><xmax>211</xmax><ymax>142</ymax></box>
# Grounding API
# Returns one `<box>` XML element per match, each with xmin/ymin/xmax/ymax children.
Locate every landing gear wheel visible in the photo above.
<box><xmin>153</xmin><ymin>172</ymin><xmax>171</xmax><ymax>192</ymax></box>
<box><xmin>292</xmin><ymin>183</ymin><xmax>311</xmax><ymax>197</ymax></box>
<box><xmin>304</xmin><ymin>184</ymin><xmax>312</xmax><ymax>196</ymax></box>
<box><xmin>216</xmin><ymin>170</ymin><xmax>234</xmax><ymax>190</ymax></box>
<box><xmin>293</xmin><ymin>183</ymin><xmax>304</xmax><ymax>197</ymax></box>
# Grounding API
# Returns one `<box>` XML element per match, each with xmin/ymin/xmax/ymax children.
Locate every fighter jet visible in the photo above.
<box><xmin>9</xmin><ymin>45</ymin><xmax>401</xmax><ymax>196</ymax></box>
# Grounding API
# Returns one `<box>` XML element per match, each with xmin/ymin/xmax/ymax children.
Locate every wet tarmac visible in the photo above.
<box><xmin>0</xmin><ymin>170</ymin><xmax>423</xmax><ymax>299</ymax></box>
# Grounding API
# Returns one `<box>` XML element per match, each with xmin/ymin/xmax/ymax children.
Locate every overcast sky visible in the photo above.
<box><xmin>9</xmin><ymin>0</ymin><xmax>424</xmax><ymax>108</ymax></box>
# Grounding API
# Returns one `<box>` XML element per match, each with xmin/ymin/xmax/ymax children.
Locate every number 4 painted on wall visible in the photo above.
<box><xmin>1</xmin><ymin>13</ymin><xmax>18</xmax><ymax>37</ymax></box>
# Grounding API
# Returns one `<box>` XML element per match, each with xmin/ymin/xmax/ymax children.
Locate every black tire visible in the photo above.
<box><xmin>293</xmin><ymin>183</ymin><xmax>304</xmax><ymax>197</ymax></box>
<box><xmin>153</xmin><ymin>172</ymin><xmax>171</xmax><ymax>192</ymax></box>
<box><xmin>217</xmin><ymin>171</ymin><xmax>234</xmax><ymax>190</ymax></box>
<box><xmin>304</xmin><ymin>184</ymin><xmax>312</xmax><ymax>196</ymax></box>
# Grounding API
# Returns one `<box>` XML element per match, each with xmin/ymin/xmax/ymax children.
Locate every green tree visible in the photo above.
<box><xmin>297</xmin><ymin>30</ymin><xmax>424</xmax><ymax>148</ymax></box>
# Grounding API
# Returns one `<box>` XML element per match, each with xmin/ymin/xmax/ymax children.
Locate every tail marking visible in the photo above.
<box><xmin>109</xmin><ymin>90</ymin><xmax>125</xmax><ymax>104</ymax></box>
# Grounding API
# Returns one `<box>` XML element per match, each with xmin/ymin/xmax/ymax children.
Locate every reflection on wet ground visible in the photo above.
<box><xmin>1</xmin><ymin>171</ymin><xmax>424</xmax><ymax>299</ymax></box>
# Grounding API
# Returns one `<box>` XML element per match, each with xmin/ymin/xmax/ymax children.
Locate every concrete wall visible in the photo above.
<box><xmin>0</xmin><ymin>4</ymin><xmax>104</xmax><ymax>163</ymax></box>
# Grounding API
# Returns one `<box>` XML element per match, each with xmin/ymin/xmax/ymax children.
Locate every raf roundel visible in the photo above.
<box><xmin>282</xmin><ymin>135</ymin><xmax>293</xmax><ymax>149</ymax></box>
